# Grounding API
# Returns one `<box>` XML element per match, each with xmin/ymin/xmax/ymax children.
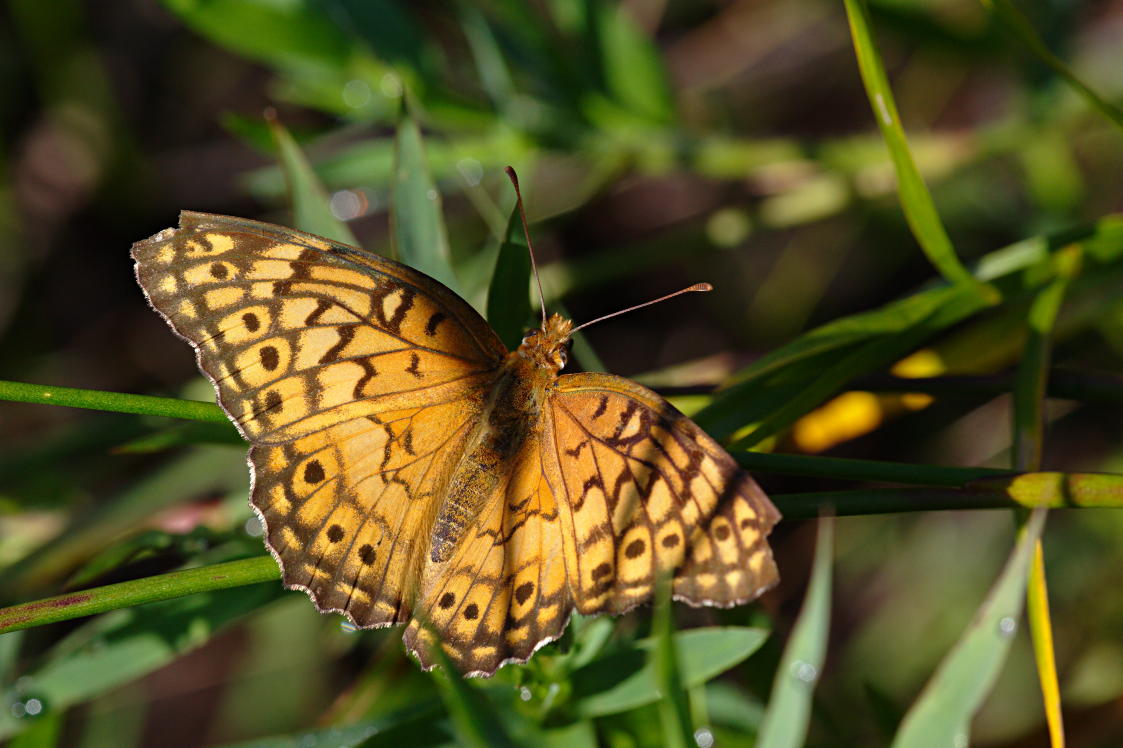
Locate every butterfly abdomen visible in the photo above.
<box><xmin>428</xmin><ymin>354</ymin><xmax>548</xmax><ymax>564</ymax></box>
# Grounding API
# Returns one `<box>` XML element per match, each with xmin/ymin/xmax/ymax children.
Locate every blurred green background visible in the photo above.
<box><xmin>1</xmin><ymin>0</ymin><xmax>1122</xmax><ymax>746</ymax></box>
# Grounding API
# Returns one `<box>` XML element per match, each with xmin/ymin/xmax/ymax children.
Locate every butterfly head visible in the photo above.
<box><xmin>518</xmin><ymin>313</ymin><xmax>573</xmax><ymax>371</ymax></box>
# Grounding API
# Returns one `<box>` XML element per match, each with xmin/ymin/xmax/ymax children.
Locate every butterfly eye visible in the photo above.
<box><xmin>555</xmin><ymin>348</ymin><xmax>567</xmax><ymax>368</ymax></box>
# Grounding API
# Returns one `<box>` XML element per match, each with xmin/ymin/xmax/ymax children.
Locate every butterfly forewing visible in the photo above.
<box><xmin>132</xmin><ymin>212</ymin><xmax>507</xmax><ymax>626</ymax></box>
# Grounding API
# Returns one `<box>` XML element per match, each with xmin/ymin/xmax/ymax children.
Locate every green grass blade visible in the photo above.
<box><xmin>842</xmin><ymin>0</ymin><xmax>986</xmax><ymax>293</ymax></box>
<box><xmin>983</xmin><ymin>0</ymin><xmax>1123</xmax><ymax>132</ymax></box>
<box><xmin>1011</xmin><ymin>246</ymin><xmax>1077</xmax><ymax>747</ymax></box>
<box><xmin>891</xmin><ymin>509</ymin><xmax>1047</xmax><ymax>747</ymax></box>
<box><xmin>757</xmin><ymin>516</ymin><xmax>834</xmax><ymax>748</ymax></box>
<box><xmin>734</xmin><ymin>451</ymin><xmax>1010</xmax><ymax>487</ymax></box>
<box><xmin>729</xmin><ymin>285</ymin><xmax>992</xmax><ymax>449</ymax></box>
<box><xmin>653</xmin><ymin>576</ymin><xmax>693</xmax><ymax>748</ymax></box>
<box><xmin>572</xmin><ymin>627</ymin><xmax>769</xmax><ymax>718</ymax></box>
<box><xmin>0</xmin><ymin>556</ymin><xmax>279</xmax><ymax>634</ymax></box>
<box><xmin>392</xmin><ymin>109</ymin><xmax>460</xmax><ymax>292</ymax></box>
<box><xmin>215</xmin><ymin>702</ymin><xmax>444</xmax><ymax>748</ymax></box>
<box><xmin>486</xmin><ymin>200</ymin><xmax>533</xmax><ymax>349</ymax></box>
<box><xmin>426</xmin><ymin>649</ymin><xmax>519</xmax><ymax>748</ymax></box>
<box><xmin>0</xmin><ymin>380</ymin><xmax>227</xmax><ymax>424</ymax></box>
<box><xmin>592</xmin><ymin>2</ymin><xmax>673</xmax><ymax>124</ymax></box>
<box><xmin>0</xmin><ymin>564</ymin><xmax>285</xmax><ymax>740</ymax></box>
<box><xmin>267</xmin><ymin>111</ymin><xmax>358</xmax><ymax>245</ymax></box>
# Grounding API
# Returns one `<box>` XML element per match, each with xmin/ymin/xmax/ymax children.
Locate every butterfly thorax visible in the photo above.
<box><xmin>427</xmin><ymin>320</ymin><xmax>569</xmax><ymax>565</ymax></box>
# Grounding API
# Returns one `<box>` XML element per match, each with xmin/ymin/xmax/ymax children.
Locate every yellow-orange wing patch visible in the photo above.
<box><xmin>132</xmin><ymin>212</ymin><xmax>507</xmax><ymax>626</ymax></box>
<box><xmin>402</xmin><ymin>430</ymin><xmax>571</xmax><ymax>675</ymax></box>
<box><xmin>545</xmin><ymin>373</ymin><xmax>780</xmax><ymax>615</ymax></box>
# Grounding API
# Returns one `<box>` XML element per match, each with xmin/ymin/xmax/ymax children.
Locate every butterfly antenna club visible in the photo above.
<box><xmin>505</xmin><ymin>166</ymin><xmax>548</xmax><ymax>325</ymax></box>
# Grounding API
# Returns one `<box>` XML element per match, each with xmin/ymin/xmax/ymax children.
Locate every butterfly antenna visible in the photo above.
<box><xmin>571</xmin><ymin>283</ymin><xmax>713</xmax><ymax>334</ymax></box>
<box><xmin>505</xmin><ymin>166</ymin><xmax>548</xmax><ymax>325</ymax></box>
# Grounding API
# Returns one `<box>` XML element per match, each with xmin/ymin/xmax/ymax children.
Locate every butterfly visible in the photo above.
<box><xmin>132</xmin><ymin>207</ymin><xmax>780</xmax><ymax>676</ymax></box>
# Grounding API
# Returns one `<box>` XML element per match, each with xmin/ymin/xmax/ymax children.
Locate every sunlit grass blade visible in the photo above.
<box><xmin>0</xmin><ymin>563</ymin><xmax>285</xmax><ymax>741</ymax></box>
<box><xmin>982</xmin><ymin>0</ymin><xmax>1123</xmax><ymax>132</ymax></box>
<box><xmin>891</xmin><ymin>508</ymin><xmax>1047</xmax><ymax>747</ymax></box>
<box><xmin>1011</xmin><ymin>246</ymin><xmax>1077</xmax><ymax>747</ymax></box>
<box><xmin>0</xmin><ymin>556</ymin><xmax>279</xmax><ymax>634</ymax></box>
<box><xmin>392</xmin><ymin>108</ymin><xmax>461</xmax><ymax>293</ymax></box>
<box><xmin>266</xmin><ymin>111</ymin><xmax>358</xmax><ymax>245</ymax></box>
<box><xmin>842</xmin><ymin>0</ymin><xmax>986</xmax><ymax>294</ymax></box>
<box><xmin>571</xmin><ymin>627</ymin><xmax>769</xmax><ymax>717</ymax></box>
<box><xmin>486</xmin><ymin>199</ymin><xmax>533</xmax><ymax>349</ymax></box>
<box><xmin>1027</xmin><ymin>542</ymin><xmax>1064</xmax><ymax>747</ymax></box>
<box><xmin>729</xmin><ymin>285</ymin><xmax>992</xmax><ymax>449</ymax></box>
<box><xmin>757</xmin><ymin>516</ymin><xmax>834</xmax><ymax>748</ymax></box>
<box><xmin>0</xmin><ymin>380</ymin><xmax>227</xmax><ymax>424</ymax></box>
<box><xmin>652</xmin><ymin>575</ymin><xmax>693</xmax><ymax>748</ymax></box>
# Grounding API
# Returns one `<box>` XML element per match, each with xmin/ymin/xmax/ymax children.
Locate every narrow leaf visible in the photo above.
<box><xmin>758</xmin><ymin>517</ymin><xmax>833</xmax><ymax>747</ymax></box>
<box><xmin>486</xmin><ymin>200</ymin><xmax>533</xmax><ymax>349</ymax></box>
<box><xmin>842</xmin><ymin>0</ymin><xmax>987</xmax><ymax>293</ymax></box>
<box><xmin>891</xmin><ymin>509</ymin><xmax>1047</xmax><ymax>747</ymax></box>
<box><xmin>266</xmin><ymin>111</ymin><xmax>358</xmax><ymax>245</ymax></box>
<box><xmin>0</xmin><ymin>380</ymin><xmax>227</xmax><ymax>424</ymax></box>
<box><xmin>392</xmin><ymin>110</ymin><xmax>460</xmax><ymax>293</ymax></box>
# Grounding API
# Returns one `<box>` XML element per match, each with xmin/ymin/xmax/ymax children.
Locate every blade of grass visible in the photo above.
<box><xmin>774</xmin><ymin>472</ymin><xmax>1123</xmax><ymax>518</ymax></box>
<box><xmin>733</xmin><ymin>451</ymin><xmax>1010</xmax><ymax>487</ymax></box>
<box><xmin>842</xmin><ymin>0</ymin><xmax>988</xmax><ymax>295</ymax></box>
<box><xmin>592</xmin><ymin>1</ymin><xmax>673</xmax><ymax>124</ymax></box>
<box><xmin>757</xmin><ymin>516</ymin><xmax>834</xmax><ymax>748</ymax></box>
<box><xmin>572</xmin><ymin>627</ymin><xmax>769</xmax><ymax>718</ymax></box>
<box><xmin>425</xmin><ymin>643</ymin><xmax>518</xmax><ymax>748</ymax></box>
<box><xmin>266</xmin><ymin>110</ymin><xmax>358</xmax><ymax>245</ymax></box>
<box><xmin>890</xmin><ymin>508</ymin><xmax>1046</xmax><ymax>748</ymax></box>
<box><xmin>730</xmin><ymin>285</ymin><xmax>993</xmax><ymax>449</ymax></box>
<box><xmin>486</xmin><ymin>199</ymin><xmax>533</xmax><ymax>349</ymax></box>
<box><xmin>982</xmin><ymin>0</ymin><xmax>1123</xmax><ymax>132</ymax></box>
<box><xmin>0</xmin><ymin>560</ymin><xmax>284</xmax><ymax>740</ymax></box>
<box><xmin>1011</xmin><ymin>247</ymin><xmax>1078</xmax><ymax>747</ymax></box>
<box><xmin>392</xmin><ymin>108</ymin><xmax>460</xmax><ymax>292</ymax></box>
<box><xmin>653</xmin><ymin>575</ymin><xmax>693</xmax><ymax>748</ymax></box>
<box><xmin>0</xmin><ymin>380</ymin><xmax>228</xmax><ymax>424</ymax></box>
<box><xmin>0</xmin><ymin>556</ymin><xmax>279</xmax><ymax>634</ymax></box>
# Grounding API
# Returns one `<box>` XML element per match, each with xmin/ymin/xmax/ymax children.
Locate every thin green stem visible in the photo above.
<box><xmin>0</xmin><ymin>380</ymin><xmax>228</xmax><ymax>424</ymax></box>
<box><xmin>735</xmin><ymin>452</ymin><xmax>1010</xmax><ymax>487</ymax></box>
<box><xmin>0</xmin><ymin>557</ymin><xmax>279</xmax><ymax>634</ymax></box>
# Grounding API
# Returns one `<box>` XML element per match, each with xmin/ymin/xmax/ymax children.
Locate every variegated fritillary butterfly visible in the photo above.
<box><xmin>132</xmin><ymin>209</ymin><xmax>780</xmax><ymax>676</ymax></box>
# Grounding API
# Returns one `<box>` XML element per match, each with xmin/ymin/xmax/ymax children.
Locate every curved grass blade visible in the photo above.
<box><xmin>486</xmin><ymin>198</ymin><xmax>533</xmax><ymax>349</ymax></box>
<box><xmin>592</xmin><ymin>2</ymin><xmax>673</xmax><ymax>124</ymax></box>
<box><xmin>757</xmin><ymin>516</ymin><xmax>834</xmax><ymax>748</ymax></box>
<box><xmin>842</xmin><ymin>0</ymin><xmax>986</xmax><ymax>294</ymax></box>
<box><xmin>392</xmin><ymin>108</ymin><xmax>460</xmax><ymax>293</ymax></box>
<box><xmin>215</xmin><ymin>701</ymin><xmax>445</xmax><ymax>748</ymax></box>
<box><xmin>982</xmin><ymin>0</ymin><xmax>1123</xmax><ymax>132</ymax></box>
<box><xmin>1027</xmin><ymin>542</ymin><xmax>1064</xmax><ymax>747</ymax></box>
<box><xmin>891</xmin><ymin>508</ymin><xmax>1047</xmax><ymax>748</ymax></box>
<box><xmin>572</xmin><ymin>627</ymin><xmax>769</xmax><ymax>718</ymax></box>
<box><xmin>267</xmin><ymin>111</ymin><xmax>358</xmax><ymax>246</ymax></box>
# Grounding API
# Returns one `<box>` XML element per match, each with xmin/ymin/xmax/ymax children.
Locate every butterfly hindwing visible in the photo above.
<box><xmin>402</xmin><ymin>430</ymin><xmax>572</xmax><ymax>674</ymax></box>
<box><xmin>546</xmin><ymin>373</ymin><xmax>780</xmax><ymax>614</ymax></box>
